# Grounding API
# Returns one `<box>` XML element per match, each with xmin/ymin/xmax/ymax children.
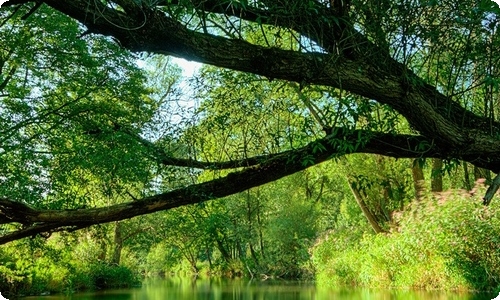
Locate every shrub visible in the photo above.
<box><xmin>89</xmin><ymin>263</ymin><xmax>139</xmax><ymax>289</ymax></box>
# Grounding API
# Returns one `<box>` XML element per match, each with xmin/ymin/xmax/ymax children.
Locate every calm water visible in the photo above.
<box><xmin>22</xmin><ymin>277</ymin><xmax>498</xmax><ymax>300</ymax></box>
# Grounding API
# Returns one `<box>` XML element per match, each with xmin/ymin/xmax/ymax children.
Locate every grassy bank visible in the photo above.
<box><xmin>312</xmin><ymin>185</ymin><xmax>500</xmax><ymax>291</ymax></box>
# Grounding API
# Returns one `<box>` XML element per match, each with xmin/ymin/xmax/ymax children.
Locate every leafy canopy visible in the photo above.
<box><xmin>0</xmin><ymin>0</ymin><xmax>498</xmax><ymax>242</ymax></box>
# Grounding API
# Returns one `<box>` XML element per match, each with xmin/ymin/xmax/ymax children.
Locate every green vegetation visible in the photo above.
<box><xmin>0</xmin><ymin>233</ymin><xmax>139</xmax><ymax>296</ymax></box>
<box><xmin>313</xmin><ymin>182</ymin><xmax>500</xmax><ymax>291</ymax></box>
<box><xmin>4</xmin><ymin>158</ymin><xmax>500</xmax><ymax>295</ymax></box>
<box><xmin>0</xmin><ymin>0</ymin><xmax>500</xmax><ymax>297</ymax></box>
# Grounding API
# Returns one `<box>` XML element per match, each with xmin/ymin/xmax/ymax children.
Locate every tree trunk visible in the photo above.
<box><xmin>256</xmin><ymin>194</ymin><xmax>265</xmax><ymax>259</ymax></box>
<box><xmin>412</xmin><ymin>159</ymin><xmax>426</xmax><ymax>201</ymax></box>
<box><xmin>463</xmin><ymin>161</ymin><xmax>472</xmax><ymax>191</ymax></box>
<box><xmin>431</xmin><ymin>158</ymin><xmax>443</xmax><ymax>192</ymax></box>
<box><xmin>215</xmin><ymin>236</ymin><xmax>231</xmax><ymax>262</ymax></box>
<box><xmin>185</xmin><ymin>250</ymin><xmax>198</xmax><ymax>273</ymax></box>
<box><xmin>205</xmin><ymin>245</ymin><xmax>212</xmax><ymax>269</ymax></box>
<box><xmin>112</xmin><ymin>221</ymin><xmax>123</xmax><ymax>265</ymax></box>
<box><xmin>98</xmin><ymin>240</ymin><xmax>107</xmax><ymax>262</ymax></box>
<box><xmin>246</xmin><ymin>191</ymin><xmax>260</xmax><ymax>266</ymax></box>
<box><xmin>347</xmin><ymin>180</ymin><xmax>386</xmax><ymax>234</ymax></box>
<box><xmin>474</xmin><ymin>166</ymin><xmax>492</xmax><ymax>184</ymax></box>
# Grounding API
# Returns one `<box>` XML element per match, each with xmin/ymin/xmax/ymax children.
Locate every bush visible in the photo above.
<box><xmin>0</xmin><ymin>234</ymin><xmax>140</xmax><ymax>297</ymax></box>
<box><xmin>89</xmin><ymin>263</ymin><xmax>139</xmax><ymax>289</ymax></box>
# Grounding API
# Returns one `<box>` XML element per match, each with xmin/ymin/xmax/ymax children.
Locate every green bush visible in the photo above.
<box><xmin>0</xmin><ymin>235</ymin><xmax>140</xmax><ymax>296</ymax></box>
<box><xmin>89</xmin><ymin>263</ymin><xmax>139</xmax><ymax>289</ymax></box>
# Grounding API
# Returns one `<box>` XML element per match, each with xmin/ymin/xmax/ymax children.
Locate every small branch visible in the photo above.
<box><xmin>20</xmin><ymin>1</ymin><xmax>42</xmax><ymax>20</ymax></box>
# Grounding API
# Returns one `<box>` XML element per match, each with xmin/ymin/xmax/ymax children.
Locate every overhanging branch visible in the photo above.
<box><xmin>0</xmin><ymin>128</ymin><xmax>480</xmax><ymax>244</ymax></box>
<box><xmin>37</xmin><ymin>0</ymin><xmax>500</xmax><ymax>143</ymax></box>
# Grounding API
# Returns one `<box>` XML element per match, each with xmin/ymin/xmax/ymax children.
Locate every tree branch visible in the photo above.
<box><xmin>2</xmin><ymin>127</ymin><xmax>499</xmax><ymax>244</ymax></box>
<box><xmin>121</xmin><ymin>128</ymin><xmax>275</xmax><ymax>169</ymax></box>
<box><xmin>36</xmin><ymin>0</ymin><xmax>500</xmax><ymax>150</ymax></box>
<box><xmin>0</xmin><ymin>129</ymin><xmax>439</xmax><ymax>244</ymax></box>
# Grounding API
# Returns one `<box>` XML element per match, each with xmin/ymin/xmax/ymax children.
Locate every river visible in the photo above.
<box><xmin>21</xmin><ymin>277</ymin><xmax>497</xmax><ymax>300</ymax></box>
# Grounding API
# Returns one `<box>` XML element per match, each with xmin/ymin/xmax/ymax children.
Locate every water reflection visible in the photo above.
<box><xmin>22</xmin><ymin>277</ymin><xmax>497</xmax><ymax>300</ymax></box>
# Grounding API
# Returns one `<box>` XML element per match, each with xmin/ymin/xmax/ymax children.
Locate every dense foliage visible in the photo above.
<box><xmin>0</xmin><ymin>232</ymin><xmax>139</xmax><ymax>296</ymax></box>
<box><xmin>0</xmin><ymin>0</ymin><xmax>498</xmax><ymax>241</ymax></box>
<box><xmin>313</xmin><ymin>181</ymin><xmax>500</xmax><ymax>291</ymax></box>
<box><xmin>0</xmin><ymin>0</ymin><xmax>499</xmax><ymax>296</ymax></box>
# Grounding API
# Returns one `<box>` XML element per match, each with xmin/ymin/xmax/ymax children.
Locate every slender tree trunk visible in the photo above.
<box><xmin>376</xmin><ymin>155</ymin><xmax>392</xmax><ymax>222</ymax></box>
<box><xmin>249</xmin><ymin>244</ymin><xmax>259</xmax><ymax>265</ymax></box>
<box><xmin>257</xmin><ymin>204</ymin><xmax>265</xmax><ymax>259</ymax></box>
<box><xmin>112</xmin><ymin>221</ymin><xmax>123</xmax><ymax>265</ymax></box>
<box><xmin>412</xmin><ymin>159</ymin><xmax>425</xmax><ymax>201</ymax></box>
<box><xmin>431</xmin><ymin>158</ymin><xmax>443</xmax><ymax>192</ymax></box>
<box><xmin>215</xmin><ymin>237</ymin><xmax>231</xmax><ymax>262</ymax></box>
<box><xmin>98</xmin><ymin>239</ymin><xmax>107</xmax><ymax>262</ymax></box>
<box><xmin>205</xmin><ymin>245</ymin><xmax>212</xmax><ymax>269</ymax></box>
<box><xmin>186</xmin><ymin>250</ymin><xmax>198</xmax><ymax>273</ymax></box>
<box><xmin>347</xmin><ymin>180</ymin><xmax>386</xmax><ymax>233</ymax></box>
<box><xmin>246</xmin><ymin>191</ymin><xmax>259</xmax><ymax>265</ymax></box>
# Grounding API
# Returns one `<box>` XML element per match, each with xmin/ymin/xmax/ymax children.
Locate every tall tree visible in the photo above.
<box><xmin>0</xmin><ymin>0</ymin><xmax>499</xmax><ymax>243</ymax></box>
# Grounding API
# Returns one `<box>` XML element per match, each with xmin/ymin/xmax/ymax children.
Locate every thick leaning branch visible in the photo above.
<box><xmin>119</xmin><ymin>0</ymin><xmax>499</xmax><ymax>138</ymax></box>
<box><xmin>34</xmin><ymin>0</ymin><xmax>500</xmax><ymax>158</ymax></box>
<box><xmin>2</xmin><ymin>127</ymin><xmax>499</xmax><ymax>243</ymax></box>
<box><xmin>177</xmin><ymin>0</ymin><xmax>500</xmax><ymax>136</ymax></box>
<box><xmin>0</xmin><ymin>130</ymin><xmax>447</xmax><ymax>244</ymax></box>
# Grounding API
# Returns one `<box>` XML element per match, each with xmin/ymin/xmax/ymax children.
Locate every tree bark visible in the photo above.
<box><xmin>112</xmin><ymin>221</ymin><xmax>123</xmax><ymax>265</ymax></box>
<box><xmin>347</xmin><ymin>180</ymin><xmax>386</xmax><ymax>234</ymax></box>
<box><xmin>412</xmin><ymin>159</ymin><xmax>425</xmax><ymax>202</ymax></box>
<box><xmin>431</xmin><ymin>158</ymin><xmax>443</xmax><ymax>193</ymax></box>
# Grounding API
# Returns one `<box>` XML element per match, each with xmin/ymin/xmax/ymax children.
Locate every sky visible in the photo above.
<box><xmin>171</xmin><ymin>57</ymin><xmax>201</xmax><ymax>78</ymax></box>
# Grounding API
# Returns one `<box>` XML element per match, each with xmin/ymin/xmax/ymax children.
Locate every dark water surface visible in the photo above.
<box><xmin>22</xmin><ymin>277</ymin><xmax>498</xmax><ymax>300</ymax></box>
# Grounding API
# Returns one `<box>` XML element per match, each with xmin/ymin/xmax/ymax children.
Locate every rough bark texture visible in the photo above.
<box><xmin>32</xmin><ymin>0</ymin><xmax>500</xmax><ymax>168</ymax></box>
<box><xmin>412</xmin><ymin>159</ymin><xmax>426</xmax><ymax>202</ymax></box>
<box><xmin>1</xmin><ymin>0</ymin><xmax>500</xmax><ymax>242</ymax></box>
<box><xmin>431</xmin><ymin>158</ymin><xmax>443</xmax><ymax>193</ymax></box>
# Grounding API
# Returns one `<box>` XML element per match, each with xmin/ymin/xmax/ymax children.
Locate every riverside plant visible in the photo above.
<box><xmin>313</xmin><ymin>180</ymin><xmax>500</xmax><ymax>291</ymax></box>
